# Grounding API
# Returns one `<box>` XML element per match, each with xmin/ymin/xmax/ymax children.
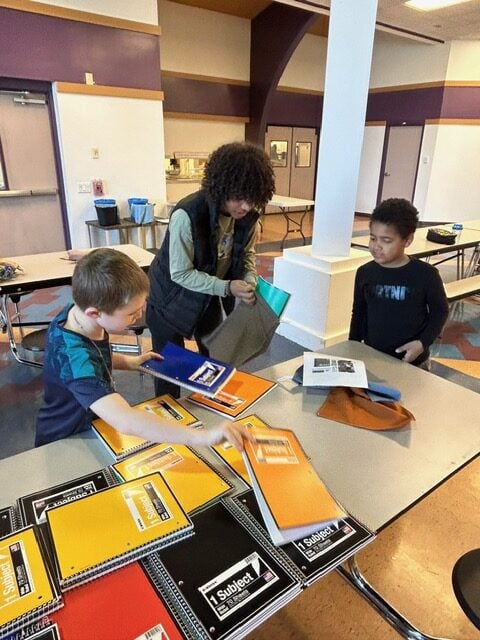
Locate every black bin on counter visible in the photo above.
<box><xmin>94</xmin><ymin>199</ymin><xmax>119</xmax><ymax>226</ymax></box>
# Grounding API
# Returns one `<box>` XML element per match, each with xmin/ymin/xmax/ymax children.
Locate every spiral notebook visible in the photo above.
<box><xmin>146</xmin><ymin>500</ymin><xmax>302</xmax><ymax>640</ymax></box>
<box><xmin>92</xmin><ymin>394</ymin><xmax>201</xmax><ymax>461</ymax></box>
<box><xmin>139</xmin><ymin>342</ymin><xmax>236</xmax><ymax>398</ymax></box>
<box><xmin>210</xmin><ymin>414</ymin><xmax>272</xmax><ymax>487</ymax></box>
<box><xmin>234</xmin><ymin>490</ymin><xmax>375</xmax><ymax>586</ymax></box>
<box><xmin>51</xmin><ymin>561</ymin><xmax>190</xmax><ymax>640</ymax></box>
<box><xmin>0</xmin><ymin>526</ymin><xmax>63</xmax><ymax>639</ymax></box>
<box><xmin>243</xmin><ymin>426</ymin><xmax>346</xmax><ymax>545</ymax></box>
<box><xmin>45</xmin><ymin>472</ymin><xmax>193</xmax><ymax>590</ymax></box>
<box><xmin>0</xmin><ymin>505</ymin><xmax>19</xmax><ymax>538</ymax></box>
<box><xmin>187</xmin><ymin>370</ymin><xmax>277</xmax><ymax>420</ymax></box>
<box><xmin>113</xmin><ymin>444</ymin><xmax>234</xmax><ymax>514</ymax></box>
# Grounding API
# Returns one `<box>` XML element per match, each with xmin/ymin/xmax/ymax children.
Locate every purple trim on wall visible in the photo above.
<box><xmin>366</xmin><ymin>87</ymin><xmax>444</xmax><ymax>124</ymax></box>
<box><xmin>161</xmin><ymin>78</ymin><xmax>480</xmax><ymax>126</ymax></box>
<box><xmin>162</xmin><ymin>76</ymin><xmax>249</xmax><ymax>117</ymax></box>
<box><xmin>0</xmin><ymin>7</ymin><xmax>161</xmax><ymax>90</ymax></box>
<box><xmin>266</xmin><ymin>91</ymin><xmax>323</xmax><ymax>128</ymax></box>
<box><xmin>441</xmin><ymin>86</ymin><xmax>480</xmax><ymax>119</ymax></box>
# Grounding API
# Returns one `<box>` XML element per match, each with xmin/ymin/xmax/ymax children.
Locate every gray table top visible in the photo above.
<box><xmin>0</xmin><ymin>341</ymin><xmax>478</xmax><ymax>534</ymax></box>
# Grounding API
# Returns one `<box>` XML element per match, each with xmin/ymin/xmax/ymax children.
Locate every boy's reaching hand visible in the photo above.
<box><xmin>200</xmin><ymin>421</ymin><xmax>255</xmax><ymax>452</ymax></box>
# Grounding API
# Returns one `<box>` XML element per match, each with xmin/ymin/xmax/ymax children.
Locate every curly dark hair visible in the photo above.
<box><xmin>202</xmin><ymin>142</ymin><xmax>275</xmax><ymax>210</ymax></box>
<box><xmin>371</xmin><ymin>198</ymin><xmax>419</xmax><ymax>238</ymax></box>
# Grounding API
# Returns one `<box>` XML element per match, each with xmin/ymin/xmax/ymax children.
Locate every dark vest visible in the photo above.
<box><xmin>148</xmin><ymin>190</ymin><xmax>258</xmax><ymax>337</ymax></box>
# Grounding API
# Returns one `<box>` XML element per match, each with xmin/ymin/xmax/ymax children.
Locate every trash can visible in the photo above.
<box><xmin>128</xmin><ymin>198</ymin><xmax>154</xmax><ymax>224</ymax></box>
<box><xmin>94</xmin><ymin>199</ymin><xmax>119</xmax><ymax>226</ymax></box>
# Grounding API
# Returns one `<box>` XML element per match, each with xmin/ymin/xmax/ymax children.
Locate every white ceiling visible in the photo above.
<box><xmin>168</xmin><ymin>0</ymin><xmax>480</xmax><ymax>42</ymax></box>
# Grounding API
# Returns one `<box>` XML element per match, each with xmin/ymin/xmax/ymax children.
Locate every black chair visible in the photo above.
<box><xmin>452</xmin><ymin>548</ymin><xmax>480</xmax><ymax>630</ymax></box>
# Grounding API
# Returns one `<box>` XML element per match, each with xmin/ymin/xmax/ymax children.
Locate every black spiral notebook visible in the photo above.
<box><xmin>148</xmin><ymin>500</ymin><xmax>302</xmax><ymax>640</ymax></box>
<box><xmin>233</xmin><ymin>490</ymin><xmax>375</xmax><ymax>586</ymax></box>
<box><xmin>0</xmin><ymin>505</ymin><xmax>19</xmax><ymax>539</ymax></box>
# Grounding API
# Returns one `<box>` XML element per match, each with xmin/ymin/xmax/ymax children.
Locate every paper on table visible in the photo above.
<box><xmin>302</xmin><ymin>352</ymin><xmax>368</xmax><ymax>388</ymax></box>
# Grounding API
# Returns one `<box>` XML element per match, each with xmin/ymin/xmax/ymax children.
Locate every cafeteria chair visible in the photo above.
<box><xmin>1</xmin><ymin>292</ymin><xmax>49</xmax><ymax>367</ymax></box>
<box><xmin>452</xmin><ymin>548</ymin><xmax>480</xmax><ymax>630</ymax></box>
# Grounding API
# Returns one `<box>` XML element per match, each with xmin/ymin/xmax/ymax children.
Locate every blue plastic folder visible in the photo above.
<box><xmin>255</xmin><ymin>276</ymin><xmax>290</xmax><ymax>317</ymax></box>
<box><xmin>139</xmin><ymin>342</ymin><xmax>236</xmax><ymax>397</ymax></box>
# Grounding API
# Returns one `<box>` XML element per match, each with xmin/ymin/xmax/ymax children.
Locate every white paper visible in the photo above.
<box><xmin>302</xmin><ymin>352</ymin><xmax>368</xmax><ymax>388</ymax></box>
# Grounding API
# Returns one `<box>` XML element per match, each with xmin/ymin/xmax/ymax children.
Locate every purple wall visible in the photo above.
<box><xmin>0</xmin><ymin>7</ymin><xmax>161</xmax><ymax>90</ymax></box>
<box><xmin>162</xmin><ymin>78</ymin><xmax>480</xmax><ymax>128</ymax></box>
<box><xmin>162</xmin><ymin>76</ymin><xmax>249</xmax><ymax>117</ymax></box>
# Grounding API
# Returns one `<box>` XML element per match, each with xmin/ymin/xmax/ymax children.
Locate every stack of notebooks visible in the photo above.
<box><xmin>188</xmin><ymin>370</ymin><xmax>277</xmax><ymax>420</ymax></box>
<box><xmin>0</xmin><ymin>525</ymin><xmax>63</xmax><ymax>639</ymax></box>
<box><xmin>210</xmin><ymin>414</ymin><xmax>272</xmax><ymax>487</ymax></box>
<box><xmin>51</xmin><ymin>561</ymin><xmax>195</xmax><ymax>640</ymax></box>
<box><xmin>144</xmin><ymin>500</ymin><xmax>302</xmax><ymax>640</ymax></box>
<box><xmin>112</xmin><ymin>444</ymin><xmax>234</xmax><ymax>514</ymax></box>
<box><xmin>242</xmin><ymin>425</ymin><xmax>346</xmax><ymax>545</ymax></box>
<box><xmin>92</xmin><ymin>394</ymin><xmax>201</xmax><ymax>460</ymax></box>
<box><xmin>35</xmin><ymin>472</ymin><xmax>193</xmax><ymax>590</ymax></box>
<box><xmin>233</xmin><ymin>490</ymin><xmax>374</xmax><ymax>586</ymax></box>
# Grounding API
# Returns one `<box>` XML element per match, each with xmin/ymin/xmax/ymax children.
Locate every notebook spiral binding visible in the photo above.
<box><xmin>0</xmin><ymin>504</ymin><xmax>20</xmax><ymax>536</ymax></box>
<box><xmin>187</xmin><ymin>447</ymin><xmax>234</xmax><ymax>495</ymax></box>
<box><xmin>142</xmin><ymin>554</ymin><xmax>209</xmax><ymax>640</ymax></box>
<box><xmin>58</xmin><ymin>523</ymin><xmax>194</xmax><ymax>592</ymax></box>
<box><xmin>0</xmin><ymin>527</ymin><xmax>63</xmax><ymax>640</ymax></box>
<box><xmin>223</xmin><ymin>497</ymin><xmax>306</xmax><ymax>585</ymax></box>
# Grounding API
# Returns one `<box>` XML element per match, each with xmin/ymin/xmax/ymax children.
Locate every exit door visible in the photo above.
<box><xmin>265</xmin><ymin>125</ymin><xmax>318</xmax><ymax>200</ymax></box>
<box><xmin>380</xmin><ymin>125</ymin><xmax>423</xmax><ymax>202</ymax></box>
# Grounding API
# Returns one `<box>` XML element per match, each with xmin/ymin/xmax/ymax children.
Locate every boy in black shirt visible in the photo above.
<box><xmin>349</xmin><ymin>198</ymin><xmax>449</xmax><ymax>367</ymax></box>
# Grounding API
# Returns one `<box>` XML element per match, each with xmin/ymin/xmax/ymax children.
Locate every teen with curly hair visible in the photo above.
<box><xmin>147</xmin><ymin>141</ymin><xmax>275</xmax><ymax>397</ymax></box>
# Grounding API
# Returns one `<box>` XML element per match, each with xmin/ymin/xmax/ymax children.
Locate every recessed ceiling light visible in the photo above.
<box><xmin>405</xmin><ymin>0</ymin><xmax>473</xmax><ymax>11</ymax></box>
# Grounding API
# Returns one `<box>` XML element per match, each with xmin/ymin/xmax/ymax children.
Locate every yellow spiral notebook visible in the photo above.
<box><xmin>92</xmin><ymin>394</ymin><xmax>201</xmax><ymax>460</ymax></box>
<box><xmin>45</xmin><ymin>472</ymin><xmax>193</xmax><ymax>590</ymax></box>
<box><xmin>0</xmin><ymin>526</ymin><xmax>62</xmax><ymax>638</ymax></box>
<box><xmin>113</xmin><ymin>444</ymin><xmax>233</xmax><ymax>514</ymax></box>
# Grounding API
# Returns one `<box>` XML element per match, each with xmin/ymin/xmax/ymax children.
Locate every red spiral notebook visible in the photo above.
<box><xmin>51</xmin><ymin>562</ymin><xmax>186</xmax><ymax>640</ymax></box>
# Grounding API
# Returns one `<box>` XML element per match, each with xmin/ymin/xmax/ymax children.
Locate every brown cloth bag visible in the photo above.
<box><xmin>316</xmin><ymin>387</ymin><xmax>414</xmax><ymax>430</ymax></box>
<box><xmin>203</xmin><ymin>295</ymin><xmax>279</xmax><ymax>368</ymax></box>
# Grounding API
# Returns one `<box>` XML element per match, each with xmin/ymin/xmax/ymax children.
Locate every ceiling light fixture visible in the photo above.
<box><xmin>405</xmin><ymin>0</ymin><xmax>473</xmax><ymax>11</ymax></box>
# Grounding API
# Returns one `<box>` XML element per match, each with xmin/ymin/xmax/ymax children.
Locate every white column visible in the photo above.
<box><xmin>313</xmin><ymin>0</ymin><xmax>378</xmax><ymax>256</ymax></box>
<box><xmin>274</xmin><ymin>0</ymin><xmax>378</xmax><ymax>349</ymax></box>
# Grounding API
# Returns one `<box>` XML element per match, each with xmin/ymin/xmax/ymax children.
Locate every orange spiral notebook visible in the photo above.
<box><xmin>45</xmin><ymin>472</ymin><xmax>193</xmax><ymax>589</ymax></box>
<box><xmin>113</xmin><ymin>443</ymin><xmax>233</xmax><ymax>514</ymax></box>
<box><xmin>187</xmin><ymin>370</ymin><xmax>277</xmax><ymax>419</ymax></box>
<box><xmin>210</xmin><ymin>414</ymin><xmax>272</xmax><ymax>486</ymax></box>
<box><xmin>243</xmin><ymin>427</ymin><xmax>346</xmax><ymax>545</ymax></box>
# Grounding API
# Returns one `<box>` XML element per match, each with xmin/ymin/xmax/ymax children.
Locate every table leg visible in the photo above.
<box><xmin>280</xmin><ymin>207</ymin><xmax>307</xmax><ymax>249</ymax></box>
<box><xmin>337</xmin><ymin>556</ymin><xmax>452</xmax><ymax>640</ymax></box>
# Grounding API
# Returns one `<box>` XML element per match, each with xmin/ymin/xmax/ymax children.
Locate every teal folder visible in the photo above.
<box><xmin>255</xmin><ymin>277</ymin><xmax>290</xmax><ymax>317</ymax></box>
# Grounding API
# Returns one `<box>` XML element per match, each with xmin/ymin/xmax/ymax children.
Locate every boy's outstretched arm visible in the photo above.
<box><xmin>90</xmin><ymin>392</ymin><xmax>254</xmax><ymax>451</ymax></box>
